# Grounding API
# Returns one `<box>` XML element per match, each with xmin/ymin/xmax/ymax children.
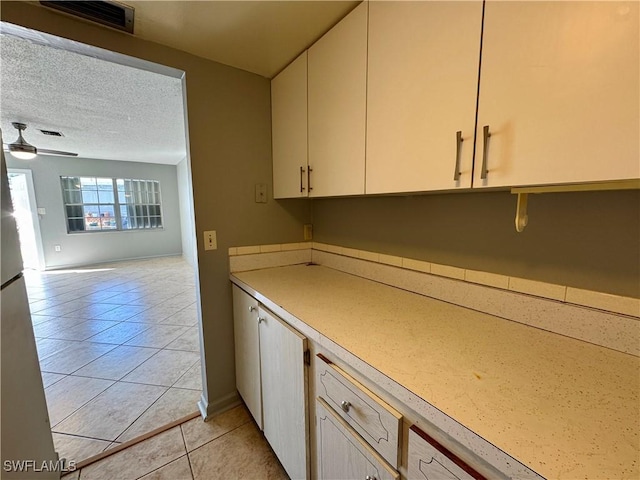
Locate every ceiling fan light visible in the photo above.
<box><xmin>8</xmin><ymin>144</ymin><xmax>37</xmax><ymax>160</ymax></box>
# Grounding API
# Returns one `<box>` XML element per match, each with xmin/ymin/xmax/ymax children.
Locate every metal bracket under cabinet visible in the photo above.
<box><xmin>510</xmin><ymin>179</ymin><xmax>640</xmax><ymax>233</ymax></box>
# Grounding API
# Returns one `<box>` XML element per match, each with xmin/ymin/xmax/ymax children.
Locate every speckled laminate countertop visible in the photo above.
<box><xmin>232</xmin><ymin>264</ymin><xmax>639</xmax><ymax>480</ymax></box>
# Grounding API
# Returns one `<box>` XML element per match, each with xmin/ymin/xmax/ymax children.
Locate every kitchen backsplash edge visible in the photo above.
<box><xmin>229</xmin><ymin>242</ymin><xmax>639</xmax><ymax>356</ymax></box>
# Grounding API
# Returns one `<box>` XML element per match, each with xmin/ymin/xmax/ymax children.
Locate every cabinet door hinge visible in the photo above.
<box><xmin>303</xmin><ymin>349</ymin><xmax>311</xmax><ymax>366</ymax></box>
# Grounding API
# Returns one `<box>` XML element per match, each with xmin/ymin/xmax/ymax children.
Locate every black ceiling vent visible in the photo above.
<box><xmin>40</xmin><ymin>1</ymin><xmax>134</xmax><ymax>34</ymax></box>
<box><xmin>39</xmin><ymin>129</ymin><xmax>64</xmax><ymax>137</ymax></box>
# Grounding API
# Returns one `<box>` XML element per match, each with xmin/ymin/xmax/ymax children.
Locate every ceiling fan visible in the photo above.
<box><xmin>3</xmin><ymin>122</ymin><xmax>78</xmax><ymax>159</ymax></box>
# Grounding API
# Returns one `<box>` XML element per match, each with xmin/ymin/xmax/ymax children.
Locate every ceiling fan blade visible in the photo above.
<box><xmin>35</xmin><ymin>148</ymin><xmax>79</xmax><ymax>157</ymax></box>
<box><xmin>3</xmin><ymin>145</ymin><xmax>79</xmax><ymax>157</ymax></box>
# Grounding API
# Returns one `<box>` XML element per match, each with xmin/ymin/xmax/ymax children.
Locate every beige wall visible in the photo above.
<box><xmin>313</xmin><ymin>189</ymin><xmax>640</xmax><ymax>298</ymax></box>
<box><xmin>1</xmin><ymin>2</ymin><xmax>311</xmax><ymax>412</ymax></box>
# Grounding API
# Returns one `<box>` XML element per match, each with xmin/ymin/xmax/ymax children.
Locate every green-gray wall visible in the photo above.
<box><xmin>1</xmin><ymin>1</ymin><xmax>311</xmax><ymax>413</ymax></box>
<box><xmin>6</xmin><ymin>155</ymin><xmax>183</xmax><ymax>269</ymax></box>
<box><xmin>312</xmin><ymin>189</ymin><xmax>640</xmax><ymax>298</ymax></box>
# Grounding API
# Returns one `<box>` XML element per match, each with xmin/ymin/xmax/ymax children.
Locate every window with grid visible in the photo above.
<box><xmin>61</xmin><ymin>176</ymin><xmax>163</xmax><ymax>233</ymax></box>
<box><xmin>117</xmin><ymin>179</ymin><xmax>163</xmax><ymax>229</ymax></box>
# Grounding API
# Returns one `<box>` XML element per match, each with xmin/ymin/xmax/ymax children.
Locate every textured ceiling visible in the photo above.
<box><xmin>124</xmin><ymin>0</ymin><xmax>359</xmax><ymax>78</ymax></box>
<box><xmin>0</xmin><ymin>1</ymin><xmax>360</xmax><ymax>164</ymax></box>
<box><xmin>0</xmin><ymin>34</ymin><xmax>187</xmax><ymax>164</ymax></box>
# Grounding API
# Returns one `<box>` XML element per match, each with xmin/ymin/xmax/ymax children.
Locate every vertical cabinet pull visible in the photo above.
<box><xmin>481</xmin><ymin>125</ymin><xmax>491</xmax><ymax>180</ymax></box>
<box><xmin>308</xmin><ymin>166</ymin><xmax>313</xmax><ymax>192</ymax></box>
<box><xmin>299</xmin><ymin>166</ymin><xmax>306</xmax><ymax>193</ymax></box>
<box><xmin>453</xmin><ymin>131</ymin><xmax>463</xmax><ymax>181</ymax></box>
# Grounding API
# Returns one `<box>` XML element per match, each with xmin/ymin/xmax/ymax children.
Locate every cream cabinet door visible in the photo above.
<box><xmin>259</xmin><ymin>307</ymin><xmax>309</xmax><ymax>479</ymax></box>
<box><xmin>475</xmin><ymin>1</ymin><xmax>640</xmax><ymax>188</ymax></box>
<box><xmin>366</xmin><ymin>1</ymin><xmax>482</xmax><ymax>194</ymax></box>
<box><xmin>308</xmin><ymin>2</ymin><xmax>367</xmax><ymax>197</ymax></box>
<box><xmin>231</xmin><ymin>285</ymin><xmax>262</xmax><ymax>429</ymax></box>
<box><xmin>316</xmin><ymin>398</ymin><xmax>399</xmax><ymax>480</ymax></box>
<box><xmin>272</xmin><ymin>51</ymin><xmax>308</xmax><ymax>199</ymax></box>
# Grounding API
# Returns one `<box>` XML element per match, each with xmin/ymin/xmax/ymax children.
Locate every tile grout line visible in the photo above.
<box><xmin>112</xmin><ymin>384</ymin><xmax>174</xmax><ymax>444</ymax></box>
<box><xmin>167</xmin><ymin>357</ymin><xmax>201</xmax><ymax>390</ymax></box>
<box><xmin>73</xmin><ymin>411</ymin><xmax>200</xmax><ymax>471</ymax></box>
<box><xmin>51</xmin><ymin>431</ymin><xmax>116</xmax><ymax>444</ymax></box>
<box><xmin>132</xmin><ymin>454</ymin><xmax>191</xmax><ymax>480</ymax></box>
<box><xmin>185</xmin><ymin>415</ymin><xmax>253</xmax><ymax>455</ymax></box>
<box><xmin>109</xmin><ymin>350</ymin><xmax>199</xmax><ymax>442</ymax></box>
<box><xmin>180</xmin><ymin>426</ymin><xmax>196</xmax><ymax>480</ymax></box>
<box><xmin>48</xmin><ymin>379</ymin><xmax>116</xmax><ymax>431</ymax></box>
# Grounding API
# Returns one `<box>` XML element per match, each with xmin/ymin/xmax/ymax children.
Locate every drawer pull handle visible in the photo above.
<box><xmin>248</xmin><ymin>306</ymin><xmax>256</xmax><ymax>312</ymax></box>
<box><xmin>480</xmin><ymin>125</ymin><xmax>491</xmax><ymax>180</ymax></box>
<box><xmin>365</xmin><ymin>476</ymin><xmax>377</xmax><ymax>480</ymax></box>
<box><xmin>299</xmin><ymin>166</ymin><xmax>306</xmax><ymax>193</ymax></box>
<box><xmin>340</xmin><ymin>400</ymin><xmax>351</xmax><ymax>412</ymax></box>
<box><xmin>454</xmin><ymin>130</ymin><xmax>463</xmax><ymax>181</ymax></box>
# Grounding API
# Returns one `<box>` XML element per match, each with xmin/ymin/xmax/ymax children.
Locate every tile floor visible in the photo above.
<box><xmin>60</xmin><ymin>405</ymin><xmax>288</xmax><ymax>480</ymax></box>
<box><xmin>26</xmin><ymin>256</ymin><xmax>203</xmax><ymax>464</ymax></box>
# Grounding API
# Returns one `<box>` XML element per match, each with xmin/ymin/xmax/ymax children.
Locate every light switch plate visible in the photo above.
<box><xmin>37</xmin><ymin>207</ymin><xmax>46</xmax><ymax>215</ymax></box>
<box><xmin>204</xmin><ymin>230</ymin><xmax>217</xmax><ymax>251</ymax></box>
<box><xmin>255</xmin><ymin>184</ymin><xmax>267</xmax><ymax>203</ymax></box>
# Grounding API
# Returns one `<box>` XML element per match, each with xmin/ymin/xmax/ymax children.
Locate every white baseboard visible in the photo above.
<box><xmin>197</xmin><ymin>391</ymin><xmax>241</xmax><ymax>421</ymax></box>
<box><xmin>43</xmin><ymin>252</ymin><xmax>183</xmax><ymax>271</ymax></box>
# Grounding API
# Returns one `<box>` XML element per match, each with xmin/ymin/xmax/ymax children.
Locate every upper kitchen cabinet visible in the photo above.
<box><xmin>308</xmin><ymin>2</ymin><xmax>368</xmax><ymax>197</ymax></box>
<box><xmin>272</xmin><ymin>51</ymin><xmax>308</xmax><ymax>199</ymax></box>
<box><xmin>366</xmin><ymin>1</ymin><xmax>483</xmax><ymax>194</ymax></box>
<box><xmin>474</xmin><ymin>1</ymin><xmax>640</xmax><ymax>188</ymax></box>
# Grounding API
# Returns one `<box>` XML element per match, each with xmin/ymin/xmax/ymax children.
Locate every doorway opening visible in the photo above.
<box><xmin>7</xmin><ymin>169</ymin><xmax>45</xmax><ymax>271</ymax></box>
<box><xmin>1</xmin><ymin>22</ymin><xmax>204</xmax><ymax>466</ymax></box>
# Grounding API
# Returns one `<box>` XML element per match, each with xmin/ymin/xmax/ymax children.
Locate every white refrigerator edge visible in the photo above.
<box><xmin>1</xmin><ymin>131</ymin><xmax>59</xmax><ymax>479</ymax></box>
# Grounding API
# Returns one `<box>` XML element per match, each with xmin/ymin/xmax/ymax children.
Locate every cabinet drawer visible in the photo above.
<box><xmin>408</xmin><ymin>425</ymin><xmax>485</xmax><ymax>480</ymax></box>
<box><xmin>316</xmin><ymin>354</ymin><xmax>402</xmax><ymax>468</ymax></box>
<box><xmin>316</xmin><ymin>398</ymin><xmax>399</xmax><ymax>480</ymax></box>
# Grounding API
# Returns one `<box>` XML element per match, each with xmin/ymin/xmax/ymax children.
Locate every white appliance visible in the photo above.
<box><xmin>1</xmin><ymin>132</ymin><xmax>59</xmax><ymax>479</ymax></box>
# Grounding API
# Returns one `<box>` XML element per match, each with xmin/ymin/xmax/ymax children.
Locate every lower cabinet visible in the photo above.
<box><xmin>315</xmin><ymin>354</ymin><xmax>402</xmax><ymax>469</ymax></box>
<box><xmin>232</xmin><ymin>285</ymin><xmax>310</xmax><ymax>479</ymax></box>
<box><xmin>407</xmin><ymin>425</ymin><xmax>485</xmax><ymax>480</ymax></box>
<box><xmin>233</xmin><ymin>285</ymin><xmax>491</xmax><ymax>480</ymax></box>
<box><xmin>316</xmin><ymin>398</ymin><xmax>399</xmax><ymax>480</ymax></box>
<box><xmin>258</xmin><ymin>306</ymin><xmax>309</xmax><ymax>480</ymax></box>
<box><xmin>231</xmin><ymin>285</ymin><xmax>261</xmax><ymax>428</ymax></box>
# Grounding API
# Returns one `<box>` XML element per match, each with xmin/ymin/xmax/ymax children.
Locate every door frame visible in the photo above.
<box><xmin>7</xmin><ymin>168</ymin><xmax>46</xmax><ymax>271</ymax></box>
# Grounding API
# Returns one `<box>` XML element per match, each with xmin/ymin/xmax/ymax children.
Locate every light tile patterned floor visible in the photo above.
<box><xmin>60</xmin><ymin>405</ymin><xmax>288</xmax><ymax>480</ymax></box>
<box><xmin>25</xmin><ymin>256</ymin><xmax>203</xmax><ymax>465</ymax></box>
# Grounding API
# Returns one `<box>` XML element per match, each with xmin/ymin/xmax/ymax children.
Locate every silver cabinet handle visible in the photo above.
<box><xmin>299</xmin><ymin>166</ymin><xmax>306</xmax><ymax>193</ymax></box>
<box><xmin>340</xmin><ymin>400</ymin><xmax>351</xmax><ymax>412</ymax></box>
<box><xmin>258</xmin><ymin>317</ymin><xmax>265</xmax><ymax>324</ymax></box>
<box><xmin>454</xmin><ymin>130</ymin><xmax>463</xmax><ymax>181</ymax></box>
<box><xmin>481</xmin><ymin>125</ymin><xmax>491</xmax><ymax>180</ymax></box>
<box><xmin>248</xmin><ymin>306</ymin><xmax>256</xmax><ymax>312</ymax></box>
<box><xmin>308</xmin><ymin>166</ymin><xmax>313</xmax><ymax>192</ymax></box>
<box><xmin>365</xmin><ymin>476</ymin><xmax>377</xmax><ymax>480</ymax></box>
